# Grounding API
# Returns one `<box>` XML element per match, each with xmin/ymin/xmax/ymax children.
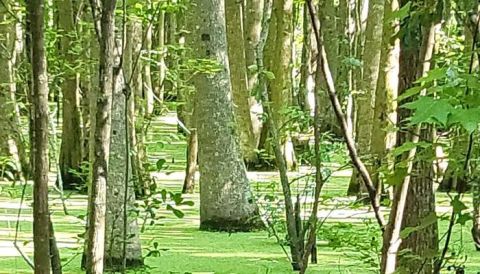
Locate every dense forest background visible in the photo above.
<box><xmin>0</xmin><ymin>0</ymin><xmax>480</xmax><ymax>273</ymax></box>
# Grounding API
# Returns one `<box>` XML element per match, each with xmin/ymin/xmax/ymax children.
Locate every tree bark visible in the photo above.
<box><xmin>244</xmin><ymin>0</ymin><xmax>264</xmax><ymax>147</ymax></box>
<box><xmin>85</xmin><ymin>0</ymin><xmax>117</xmax><ymax>273</ymax></box>
<box><xmin>187</xmin><ymin>0</ymin><xmax>262</xmax><ymax>232</ymax></box>
<box><xmin>182</xmin><ymin>129</ymin><xmax>198</xmax><ymax>194</ymax></box>
<box><xmin>104</xmin><ymin>69</ymin><xmax>143</xmax><ymax>270</ymax></box>
<box><xmin>225</xmin><ymin>0</ymin><xmax>258</xmax><ymax>163</ymax></box>
<box><xmin>381</xmin><ymin>1</ymin><xmax>441</xmax><ymax>272</ymax></box>
<box><xmin>262</xmin><ymin>0</ymin><xmax>296</xmax><ymax>170</ymax></box>
<box><xmin>58</xmin><ymin>0</ymin><xmax>84</xmax><ymax>190</ymax></box>
<box><xmin>370</xmin><ymin>0</ymin><xmax>399</xmax><ymax>195</ymax></box>
<box><xmin>348</xmin><ymin>0</ymin><xmax>385</xmax><ymax>199</ymax></box>
<box><xmin>0</xmin><ymin>0</ymin><xmax>28</xmax><ymax>179</ymax></box>
<box><xmin>28</xmin><ymin>0</ymin><xmax>51</xmax><ymax>272</ymax></box>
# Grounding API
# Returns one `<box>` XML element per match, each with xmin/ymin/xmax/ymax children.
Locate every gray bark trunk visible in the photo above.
<box><xmin>104</xmin><ymin>69</ymin><xmax>143</xmax><ymax>269</ymax></box>
<box><xmin>187</xmin><ymin>0</ymin><xmax>262</xmax><ymax>231</ymax></box>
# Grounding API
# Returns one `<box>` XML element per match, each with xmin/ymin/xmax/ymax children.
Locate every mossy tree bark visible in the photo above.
<box><xmin>187</xmin><ymin>0</ymin><xmax>262</xmax><ymax>231</ymax></box>
<box><xmin>225</xmin><ymin>0</ymin><xmax>257</xmax><ymax>163</ymax></box>
<box><xmin>58</xmin><ymin>0</ymin><xmax>84</xmax><ymax>190</ymax></box>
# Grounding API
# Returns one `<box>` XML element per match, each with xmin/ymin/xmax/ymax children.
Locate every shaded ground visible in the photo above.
<box><xmin>0</xmin><ymin>113</ymin><xmax>478</xmax><ymax>273</ymax></box>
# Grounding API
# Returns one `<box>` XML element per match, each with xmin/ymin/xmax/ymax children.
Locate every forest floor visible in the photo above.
<box><xmin>0</xmin><ymin>113</ymin><xmax>479</xmax><ymax>273</ymax></box>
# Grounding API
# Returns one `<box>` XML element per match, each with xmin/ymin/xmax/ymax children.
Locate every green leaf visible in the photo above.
<box><xmin>451</xmin><ymin>196</ymin><xmax>467</xmax><ymax>214</ymax></box>
<box><xmin>384</xmin><ymin>168</ymin><xmax>407</xmax><ymax>186</ymax></box>
<box><xmin>156</xmin><ymin>159</ymin><xmax>167</xmax><ymax>170</ymax></box>
<box><xmin>391</xmin><ymin>141</ymin><xmax>430</xmax><ymax>157</ymax></box>
<box><xmin>400</xmin><ymin>213</ymin><xmax>438</xmax><ymax>239</ymax></box>
<box><xmin>397</xmin><ymin>86</ymin><xmax>423</xmax><ymax>101</ymax></box>
<box><xmin>403</xmin><ymin>97</ymin><xmax>454</xmax><ymax>125</ymax></box>
<box><xmin>456</xmin><ymin>213</ymin><xmax>472</xmax><ymax>225</ymax></box>
<box><xmin>387</xmin><ymin>1</ymin><xmax>411</xmax><ymax>22</ymax></box>
<box><xmin>262</xmin><ymin>70</ymin><xmax>275</xmax><ymax>80</ymax></box>
<box><xmin>167</xmin><ymin>204</ymin><xmax>184</xmax><ymax>218</ymax></box>
<box><xmin>448</xmin><ymin>108</ymin><xmax>480</xmax><ymax>133</ymax></box>
<box><xmin>414</xmin><ymin>68</ymin><xmax>448</xmax><ymax>84</ymax></box>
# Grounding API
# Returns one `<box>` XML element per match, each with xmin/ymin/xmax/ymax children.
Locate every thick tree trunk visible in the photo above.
<box><xmin>28</xmin><ymin>0</ymin><xmax>51</xmax><ymax>272</ymax></box>
<box><xmin>226</xmin><ymin>0</ymin><xmax>258</xmax><ymax>163</ymax></box>
<box><xmin>187</xmin><ymin>0</ymin><xmax>262</xmax><ymax>231</ymax></box>
<box><xmin>85</xmin><ymin>0</ymin><xmax>117</xmax><ymax>273</ymax></box>
<box><xmin>104</xmin><ymin>70</ymin><xmax>143</xmax><ymax>270</ymax></box>
<box><xmin>381</xmin><ymin>2</ymin><xmax>441</xmax><ymax>272</ymax></box>
<box><xmin>58</xmin><ymin>0</ymin><xmax>84</xmax><ymax>190</ymax></box>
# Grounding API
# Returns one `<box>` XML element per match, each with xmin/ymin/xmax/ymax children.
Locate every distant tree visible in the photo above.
<box><xmin>225</xmin><ymin>0</ymin><xmax>258</xmax><ymax>163</ymax></box>
<box><xmin>57</xmin><ymin>0</ymin><xmax>84</xmax><ymax>190</ymax></box>
<box><xmin>187</xmin><ymin>0</ymin><xmax>262</xmax><ymax>231</ymax></box>
<box><xmin>0</xmin><ymin>0</ymin><xmax>28</xmax><ymax>179</ymax></box>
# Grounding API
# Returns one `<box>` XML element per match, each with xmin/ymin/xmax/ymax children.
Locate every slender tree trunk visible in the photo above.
<box><xmin>182</xmin><ymin>129</ymin><xmax>198</xmax><ymax>194</ymax></box>
<box><xmin>0</xmin><ymin>0</ymin><xmax>27</xmax><ymax>179</ymax></box>
<box><xmin>370</xmin><ymin>0</ymin><xmax>399</xmax><ymax>195</ymax></box>
<box><xmin>317</xmin><ymin>0</ymin><xmax>340</xmax><ymax>135</ymax></box>
<box><xmin>58</xmin><ymin>0</ymin><xmax>84</xmax><ymax>190</ymax></box>
<box><xmin>155</xmin><ymin>9</ymin><xmax>166</xmax><ymax>105</ymax></box>
<box><xmin>244</xmin><ymin>0</ymin><xmax>264</xmax><ymax>147</ymax></box>
<box><xmin>263</xmin><ymin>0</ymin><xmax>296</xmax><ymax>170</ymax></box>
<box><xmin>85</xmin><ymin>0</ymin><xmax>117</xmax><ymax>273</ymax></box>
<box><xmin>187</xmin><ymin>0</ymin><xmax>263</xmax><ymax>232</ymax></box>
<box><xmin>28</xmin><ymin>0</ymin><xmax>51</xmax><ymax>272</ymax></box>
<box><xmin>348</xmin><ymin>0</ymin><xmax>384</xmax><ymax>199</ymax></box>
<box><xmin>143</xmin><ymin>3</ymin><xmax>154</xmax><ymax>117</ymax></box>
<box><xmin>226</xmin><ymin>0</ymin><xmax>258</xmax><ymax>163</ymax></box>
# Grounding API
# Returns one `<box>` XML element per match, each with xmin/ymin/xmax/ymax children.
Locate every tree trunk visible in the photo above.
<box><xmin>104</xmin><ymin>70</ymin><xmax>143</xmax><ymax>270</ymax></box>
<box><xmin>187</xmin><ymin>0</ymin><xmax>262</xmax><ymax>232</ymax></box>
<box><xmin>182</xmin><ymin>128</ymin><xmax>198</xmax><ymax>194</ymax></box>
<box><xmin>58</xmin><ymin>0</ymin><xmax>84</xmax><ymax>190</ymax></box>
<box><xmin>155</xmin><ymin>9</ymin><xmax>166</xmax><ymax>105</ymax></box>
<box><xmin>263</xmin><ymin>0</ymin><xmax>296</xmax><ymax>170</ymax></box>
<box><xmin>370</xmin><ymin>0</ymin><xmax>399</xmax><ymax>194</ymax></box>
<box><xmin>85</xmin><ymin>0</ymin><xmax>117</xmax><ymax>273</ymax></box>
<box><xmin>381</xmin><ymin>1</ymin><xmax>441</xmax><ymax>272</ymax></box>
<box><xmin>348</xmin><ymin>0</ymin><xmax>384</xmax><ymax>199</ymax></box>
<box><xmin>244</xmin><ymin>0</ymin><xmax>264</xmax><ymax>147</ymax></box>
<box><xmin>317</xmin><ymin>0</ymin><xmax>340</xmax><ymax>135</ymax></box>
<box><xmin>0</xmin><ymin>0</ymin><xmax>27</xmax><ymax>179</ymax></box>
<box><xmin>143</xmin><ymin>3</ymin><xmax>154</xmax><ymax>118</ymax></box>
<box><xmin>28</xmin><ymin>0</ymin><xmax>51</xmax><ymax>272</ymax></box>
<box><xmin>226</xmin><ymin>0</ymin><xmax>258</xmax><ymax>163</ymax></box>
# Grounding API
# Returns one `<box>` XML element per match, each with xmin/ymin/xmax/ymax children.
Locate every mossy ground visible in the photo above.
<box><xmin>0</xmin><ymin>114</ymin><xmax>479</xmax><ymax>273</ymax></box>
